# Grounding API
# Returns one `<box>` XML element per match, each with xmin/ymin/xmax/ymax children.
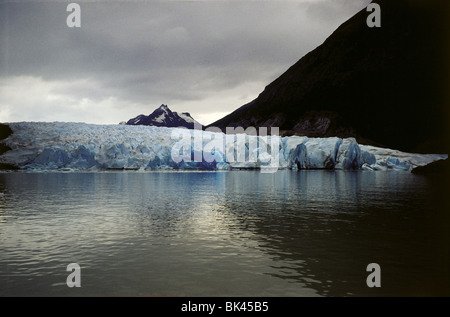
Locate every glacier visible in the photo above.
<box><xmin>0</xmin><ymin>122</ymin><xmax>447</xmax><ymax>172</ymax></box>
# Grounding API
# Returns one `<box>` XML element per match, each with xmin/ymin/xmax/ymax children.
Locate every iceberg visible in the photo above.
<box><xmin>0</xmin><ymin>122</ymin><xmax>447</xmax><ymax>172</ymax></box>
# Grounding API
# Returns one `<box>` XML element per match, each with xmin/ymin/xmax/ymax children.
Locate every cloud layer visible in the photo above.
<box><xmin>0</xmin><ymin>0</ymin><xmax>370</xmax><ymax>125</ymax></box>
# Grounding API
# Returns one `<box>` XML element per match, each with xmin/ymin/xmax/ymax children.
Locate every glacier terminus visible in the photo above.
<box><xmin>0</xmin><ymin>122</ymin><xmax>447</xmax><ymax>173</ymax></box>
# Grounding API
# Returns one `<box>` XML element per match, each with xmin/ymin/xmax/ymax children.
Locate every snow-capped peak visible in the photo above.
<box><xmin>160</xmin><ymin>104</ymin><xmax>170</xmax><ymax>111</ymax></box>
<box><xmin>125</xmin><ymin>104</ymin><xmax>203</xmax><ymax>129</ymax></box>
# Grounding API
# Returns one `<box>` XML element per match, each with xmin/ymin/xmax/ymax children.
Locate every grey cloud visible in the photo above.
<box><xmin>304</xmin><ymin>0</ymin><xmax>372</xmax><ymax>23</ymax></box>
<box><xmin>0</xmin><ymin>0</ymin><xmax>370</xmax><ymax>123</ymax></box>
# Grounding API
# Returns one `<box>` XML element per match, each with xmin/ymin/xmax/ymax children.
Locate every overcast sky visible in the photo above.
<box><xmin>0</xmin><ymin>0</ymin><xmax>371</xmax><ymax>125</ymax></box>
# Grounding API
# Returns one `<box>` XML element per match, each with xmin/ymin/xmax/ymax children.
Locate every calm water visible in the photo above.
<box><xmin>0</xmin><ymin>170</ymin><xmax>448</xmax><ymax>297</ymax></box>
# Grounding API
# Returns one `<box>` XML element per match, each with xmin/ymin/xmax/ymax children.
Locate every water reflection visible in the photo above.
<box><xmin>0</xmin><ymin>171</ymin><xmax>448</xmax><ymax>296</ymax></box>
<box><xmin>218</xmin><ymin>171</ymin><xmax>449</xmax><ymax>296</ymax></box>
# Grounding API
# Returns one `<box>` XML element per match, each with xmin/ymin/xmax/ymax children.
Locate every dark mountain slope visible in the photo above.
<box><xmin>209</xmin><ymin>0</ymin><xmax>449</xmax><ymax>153</ymax></box>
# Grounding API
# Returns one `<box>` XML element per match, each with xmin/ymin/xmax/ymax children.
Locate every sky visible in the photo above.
<box><xmin>0</xmin><ymin>0</ymin><xmax>371</xmax><ymax>126</ymax></box>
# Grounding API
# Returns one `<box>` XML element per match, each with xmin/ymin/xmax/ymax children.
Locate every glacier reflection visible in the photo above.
<box><xmin>0</xmin><ymin>171</ymin><xmax>448</xmax><ymax>296</ymax></box>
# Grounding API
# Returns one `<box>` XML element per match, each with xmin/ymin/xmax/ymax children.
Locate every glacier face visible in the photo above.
<box><xmin>0</xmin><ymin>122</ymin><xmax>447</xmax><ymax>172</ymax></box>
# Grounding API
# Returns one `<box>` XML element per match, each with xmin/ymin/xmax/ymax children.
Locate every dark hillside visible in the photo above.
<box><xmin>210</xmin><ymin>0</ymin><xmax>449</xmax><ymax>153</ymax></box>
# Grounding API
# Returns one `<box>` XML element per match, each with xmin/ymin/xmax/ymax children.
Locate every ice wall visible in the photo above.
<box><xmin>0</xmin><ymin>122</ymin><xmax>447</xmax><ymax>172</ymax></box>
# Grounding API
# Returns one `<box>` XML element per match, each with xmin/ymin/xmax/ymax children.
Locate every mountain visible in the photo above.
<box><xmin>125</xmin><ymin>104</ymin><xmax>203</xmax><ymax>129</ymax></box>
<box><xmin>209</xmin><ymin>0</ymin><xmax>449</xmax><ymax>154</ymax></box>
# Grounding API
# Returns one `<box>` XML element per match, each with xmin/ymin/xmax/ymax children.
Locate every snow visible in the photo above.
<box><xmin>153</xmin><ymin>113</ymin><xmax>166</xmax><ymax>123</ymax></box>
<box><xmin>358</xmin><ymin>145</ymin><xmax>447</xmax><ymax>171</ymax></box>
<box><xmin>0</xmin><ymin>122</ymin><xmax>447</xmax><ymax>172</ymax></box>
<box><xmin>177</xmin><ymin>112</ymin><xmax>196</xmax><ymax>124</ymax></box>
<box><xmin>130</xmin><ymin>114</ymin><xmax>146</xmax><ymax>125</ymax></box>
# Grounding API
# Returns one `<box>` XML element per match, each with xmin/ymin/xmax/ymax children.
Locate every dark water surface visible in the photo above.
<box><xmin>0</xmin><ymin>170</ymin><xmax>448</xmax><ymax>296</ymax></box>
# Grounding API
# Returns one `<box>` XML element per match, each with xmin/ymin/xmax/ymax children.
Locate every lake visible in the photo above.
<box><xmin>0</xmin><ymin>170</ymin><xmax>448</xmax><ymax>296</ymax></box>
